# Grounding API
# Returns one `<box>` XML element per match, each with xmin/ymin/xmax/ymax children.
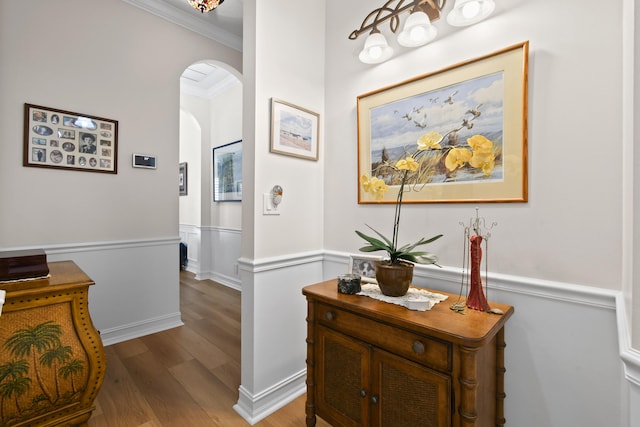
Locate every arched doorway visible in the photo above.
<box><xmin>179</xmin><ymin>60</ymin><xmax>243</xmax><ymax>288</ymax></box>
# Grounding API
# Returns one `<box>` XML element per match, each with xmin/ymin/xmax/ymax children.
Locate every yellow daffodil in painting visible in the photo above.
<box><xmin>445</xmin><ymin>147</ymin><xmax>472</xmax><ymax>172</ymax></box>
<box><xmin>395</xmin><ymin>157</ymin><xmax>419</xmax><ymax>172</ymax></box>
<box><xmin>417</xmin><ymin>132</ymin><xmax>442</xmax><ymax>150</ymax></box>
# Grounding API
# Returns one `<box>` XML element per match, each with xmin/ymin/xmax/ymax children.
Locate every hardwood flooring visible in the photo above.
<box><xmin>89</xmin><ymin>270</ymin><xmax>330</xmax><ymax>427</ymax></box>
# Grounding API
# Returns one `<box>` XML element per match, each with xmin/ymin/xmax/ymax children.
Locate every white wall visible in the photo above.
<box><xmin>209</xmin><ymin>81</ymin><xmax>243</xmax><ymax>229</ymax></box>
<box><xmin>0</xmin><ymin>0</ymin><xmax>241</xmax><ymax>344</ymax></box>
<box><xmin>179</xmin><ymin>108</ymin><xmax>203</xmax><ymax>227</ymax></box>
<box><xmin>235</xmin><ymin>0</ymin><xmax>326</xmax><ymax>423</ymax></box>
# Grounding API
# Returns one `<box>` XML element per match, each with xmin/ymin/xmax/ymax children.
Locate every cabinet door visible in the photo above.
<box><xmin>316</xmin><ymin>326</ymin><xmax>370</xmax><ymax>427</ymax></box>
<box><xmin>371</xmin><ymin>348</ymin><xmax>451</xmax><ymax>427</ymax></box>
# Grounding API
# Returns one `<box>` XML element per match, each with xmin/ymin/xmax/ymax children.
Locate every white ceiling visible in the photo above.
<box><xmin>123</xmin><ymin>0</ymin><xmax>243</xmax><ymax>96</ymax></box>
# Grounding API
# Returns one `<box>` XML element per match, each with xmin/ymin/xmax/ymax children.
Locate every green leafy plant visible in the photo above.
<box><xmin>356</xmin><ymin>165</ymin><xmax>442</xmax><ymax>266</ymax></box>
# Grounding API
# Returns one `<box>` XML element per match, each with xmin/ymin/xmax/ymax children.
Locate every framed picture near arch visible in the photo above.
<box><xmin>23</xmin><ymin>103</ymin><xmax>118</xmax><ymax>174</ymax></box>
<box><xmin>213</xmin><ymin>140</ymin><xmax>242</xmax><ymax>202</ymax></box>
<box><xmin>270</xmin><ymin>98</ymin><xmax>320</xmax><ymax>161</ymax></box>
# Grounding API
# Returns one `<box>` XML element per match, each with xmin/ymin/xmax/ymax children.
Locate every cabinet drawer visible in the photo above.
<box><xmin>316</xmin><ymin>302</ymin><xmax>451</xmax><ymax>372</ymax></box>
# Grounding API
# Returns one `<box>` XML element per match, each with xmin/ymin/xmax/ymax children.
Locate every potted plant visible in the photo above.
<box><xmin>356</xmin><ymin>108</ymin><xmax>497</xmax><ymax>296</ymax></box>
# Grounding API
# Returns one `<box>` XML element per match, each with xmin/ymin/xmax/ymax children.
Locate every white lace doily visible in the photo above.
<box><xmin>357</xmin><ymin>283</ymin><xmax>448</xmax><ymax>311</ymax></box>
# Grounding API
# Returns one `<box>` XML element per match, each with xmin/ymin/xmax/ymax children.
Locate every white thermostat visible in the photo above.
<box><xmin>132</xmin><ymin>154</ymin><xmax>157</xmax><ymax>169</ymax></box>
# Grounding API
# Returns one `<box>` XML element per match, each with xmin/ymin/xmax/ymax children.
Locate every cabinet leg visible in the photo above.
<box><xmin>459</xmin><ymin>345</ymin><xmax>479</xmax><ymax>426</ymax></box>
<box><xmin>495</xmin><ymin>327</ymin><xmax>507</xmax><ymax>427</ymax></box>
<box><xmin>306</xmin><ymin>300</ymin><xmax>317</xmax><ymax>427</ymax></box>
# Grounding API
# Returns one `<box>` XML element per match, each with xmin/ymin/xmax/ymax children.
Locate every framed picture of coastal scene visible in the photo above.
<box><xmin>357</xmin><ymin>42</ymin><xmax>528</xmax><ymax>204</ymax></box>
<box><xmin>270</xmin><ymin>98</ymin><xmax>319</xmax><ymax>161</ymax></box>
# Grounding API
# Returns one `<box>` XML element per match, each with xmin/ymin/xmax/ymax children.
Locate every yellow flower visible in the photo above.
<box><xmin>445</xmin><ymin>147</ymin><xmax>472</xmax><ymax>171</ymax></box>
<box><xmin>361</xmin><ymin>174</ymin><xmax>389</xmax><ymax>200</ymax></box>
<box><xmin>369</xmin><ymin>177</ymin><xmax>389</xmax><ymax>200</ymax></box>
<box><xmin>360</xmin><ymin>173</ymin><xmax>372</xmax><ymax>191</ymax></box>
<box><xmin>469</xmin><ymin>152</ymin><xmax>496</xmax><ymax>176</ymax></box>
<box><xmin>395</xmin><ymin>157</ymin><xmax>419</xmax><ymax>172</ymax></box>
<box><xmin>417</xmin><ymin>132</ymin><xmax>442</xmax><ymax>150</ymax></box>
<box><xmin>467</xmin><ymin>134</ymin><xmax>493</xmax><ymax>154</ymax></box>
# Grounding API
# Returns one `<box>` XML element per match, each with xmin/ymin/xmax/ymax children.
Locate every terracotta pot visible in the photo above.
<box><xmin>374</xmin><ymin>260</ymin><xmax>414</xmax><ymax>297</ymax></box>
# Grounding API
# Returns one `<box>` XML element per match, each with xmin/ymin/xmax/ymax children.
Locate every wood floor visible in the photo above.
<box><xmin>89</xmin><ymin>270</ymin><xmax>330</xmax><ymax>427</ymax></box>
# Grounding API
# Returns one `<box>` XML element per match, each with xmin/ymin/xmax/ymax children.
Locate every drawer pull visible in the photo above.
<box><xmin>360</xmin><ymin>389</ymin><xmax>367</xmax><ymax>398</ymax></box>
<box><xmin>371</xmin><ymin>396</ymin><xmax>379</xmax><ymax>404</ymax></box>
<box><xmin>412</xmin><ymin>340</ymin><xmax>425</xmax><ymax>354</ymax></box>
<box><xmin>324</xmin><ymin>311</ymin><xmax>335</xmax><ymax>321</ymax></box>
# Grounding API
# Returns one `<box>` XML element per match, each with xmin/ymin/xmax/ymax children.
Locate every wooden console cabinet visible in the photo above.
<box><xmin>303</xmin><ymin>280</ymin><xmax>513</xmax><ymax>427</ymax></box>
<box><xmin>0</xmin><ymin>261</ymin><xmax>106</xmax><ymax>426</ymax></box>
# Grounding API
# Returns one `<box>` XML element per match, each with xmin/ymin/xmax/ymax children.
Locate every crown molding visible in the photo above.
<box><xmin>122</xmin><ymin>0</ymin><xmax>242</xmax><ymax>52</ymax></box>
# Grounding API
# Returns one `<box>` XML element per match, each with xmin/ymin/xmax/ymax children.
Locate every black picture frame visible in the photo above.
<box><xmin>213</xmin><ymin>140</ymin><xmax>242</xmax><ymax>202</ymax></box>
<box><xmin>23</xmin><ymin>103</ymin><xmax>118</xmax><ymax>174</ymax></box>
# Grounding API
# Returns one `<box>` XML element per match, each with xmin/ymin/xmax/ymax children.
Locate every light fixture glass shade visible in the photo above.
<box><xmin>397</xmin><ymin>11</ymin><xmax>437</xmax><ymax>47</ymax></box>
<box><xmin>359</xmin><ymin>32</ymin><xmax>394</xmax><ymax>64</ymax></box>
<box><xmin>188</xmin><ymin>0</ymin><xmax>224</xmax><ymax>13</ymax></box>
<box><xmin>446</xmin><ymin>0</ymin><xmax>495</xmax><ymax>26</ymax></box>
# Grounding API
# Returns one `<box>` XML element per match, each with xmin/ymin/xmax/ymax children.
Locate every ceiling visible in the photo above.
<box><xmin>124</xmin><ymin>0</ymin><xmax>243</xmax><ymax>51</ymax></box>
<box><xmin>123</xmin><ymin>0</ymin><xmax>243</xmax><ymax>96</ymax></box>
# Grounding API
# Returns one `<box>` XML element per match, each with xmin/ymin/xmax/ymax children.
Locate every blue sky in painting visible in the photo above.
<box><xmin>369</xmin><ymin>71</ymin><xmax>504</xmax><ymax>153</ymax></box>
<box><xmin>281</xmin><ymin>110</ymin><xmax>313</xmax><ymax>139</ymax></box>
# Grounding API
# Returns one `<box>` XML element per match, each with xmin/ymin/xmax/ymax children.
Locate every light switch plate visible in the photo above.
<box><xmin>263</xmin><ymin>193</ymin><xmax>280</xmax><ymax>215</ymax></box>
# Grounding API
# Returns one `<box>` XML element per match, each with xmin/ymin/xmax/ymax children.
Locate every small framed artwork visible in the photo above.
<box><xmin>213</xmin><ymin>140</ymin><xmax>242</xmax><ymax>202</ymax></box>
<box><xmin>357</xmin><ymin>41</ymin><xmax>528</xmax><ymax>203</ymax></box>
<box><xmin>270</xmin><ymin>98</ymin><xmax>319</xmax><ymax>161</ymax></box>
<box><xmin>179</xmin><ymin>162</ymin><xmax>188</xmax><ymax>196</ymax></box>
<box><xmin>23</xmin><ymin>103</ymin><xmax>118</xmax><ymax>174</ymax></box>
<box><xmin>348</xmin><ymin>254</ymin><xmax>381</xmax><ymax>283</ymax></box>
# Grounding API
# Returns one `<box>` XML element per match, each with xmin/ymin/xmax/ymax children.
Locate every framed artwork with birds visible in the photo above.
<box><xmin>357</xmin><ymin>41</ymin><xmax>528</xmax><ymax>204</ymax></box>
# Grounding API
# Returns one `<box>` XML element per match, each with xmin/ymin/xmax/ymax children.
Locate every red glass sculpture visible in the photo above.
<box><xmin>466</xmin><ymin>234</ymin><xmax>490</xmax><ymax>311</ymax></box>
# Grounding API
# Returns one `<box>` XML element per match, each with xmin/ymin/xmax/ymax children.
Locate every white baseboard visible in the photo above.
<box><xmin>99</xmin><ymin>312</ymin><xmax>184</xmax><ymax>346</ymax></box>
<box><xmin>233</xmin><ymin>370</ymin><xmax>307</xmax><ymax>425</ymax></box>
<box><xmin>195</xmin><ymin>271</ymin><xmax>242</xmax><ymax>291</ymax></box>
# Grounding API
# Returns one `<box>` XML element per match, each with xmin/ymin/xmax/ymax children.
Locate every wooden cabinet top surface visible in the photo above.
<box><xmin>303</xmin><ymin>280</ymin><xmax>514</xmax><ymax>347</ymax></box>
<box><xmin>0</xmin><ymin>260</ymin><xmax>93</xmax><ymax>295</ymax></box>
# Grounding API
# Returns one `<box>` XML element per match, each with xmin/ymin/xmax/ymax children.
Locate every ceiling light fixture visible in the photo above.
<box><xmin>349</xmin><ymin>0</ymin><xmax>496</xmax><ymax>64</ymax></box>
<box><xmin>447</xmin><ymin>0</ymin><xmax>495</xmax><ymax>26</ymax></box>
<box><xmin>188</xmin><ymin>0</ymin><xmax>224</xmax><ymax>13</ymax></box>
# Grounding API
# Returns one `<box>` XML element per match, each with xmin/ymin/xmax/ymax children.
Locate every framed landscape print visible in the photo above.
<box><xmin>357</xmin><ymin>41</ymin><xmax>528</xmax><ymax>204</ymax></box>
<box><xmin>23</xmin><ymin>103</ymin><xmax>118</xmax><ymax>174</ymax></box>
<box><xmin>213</xmin><ymin>140</ymin><xmax>242</xmax><ymax>202</ymax></box>
<box><xmin>270</xmin><ymin>99</ymin><xmax>319</xmax><ymax>161</ymax></box>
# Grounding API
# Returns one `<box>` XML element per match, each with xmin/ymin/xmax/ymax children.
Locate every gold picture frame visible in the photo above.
<box><xmin>23</xmin><ymin>103</ymin><xmax>118</xmax><ymax>174</ymax></box>
<box><xmin>357</xmin><ymin>41</ymin><xmax>528</xmax><ymax>204</ymax></box>
<box><xmin>270</xmin><ymin>98</ymin><xmax>319</xmax><ymax>161</ymax></box>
